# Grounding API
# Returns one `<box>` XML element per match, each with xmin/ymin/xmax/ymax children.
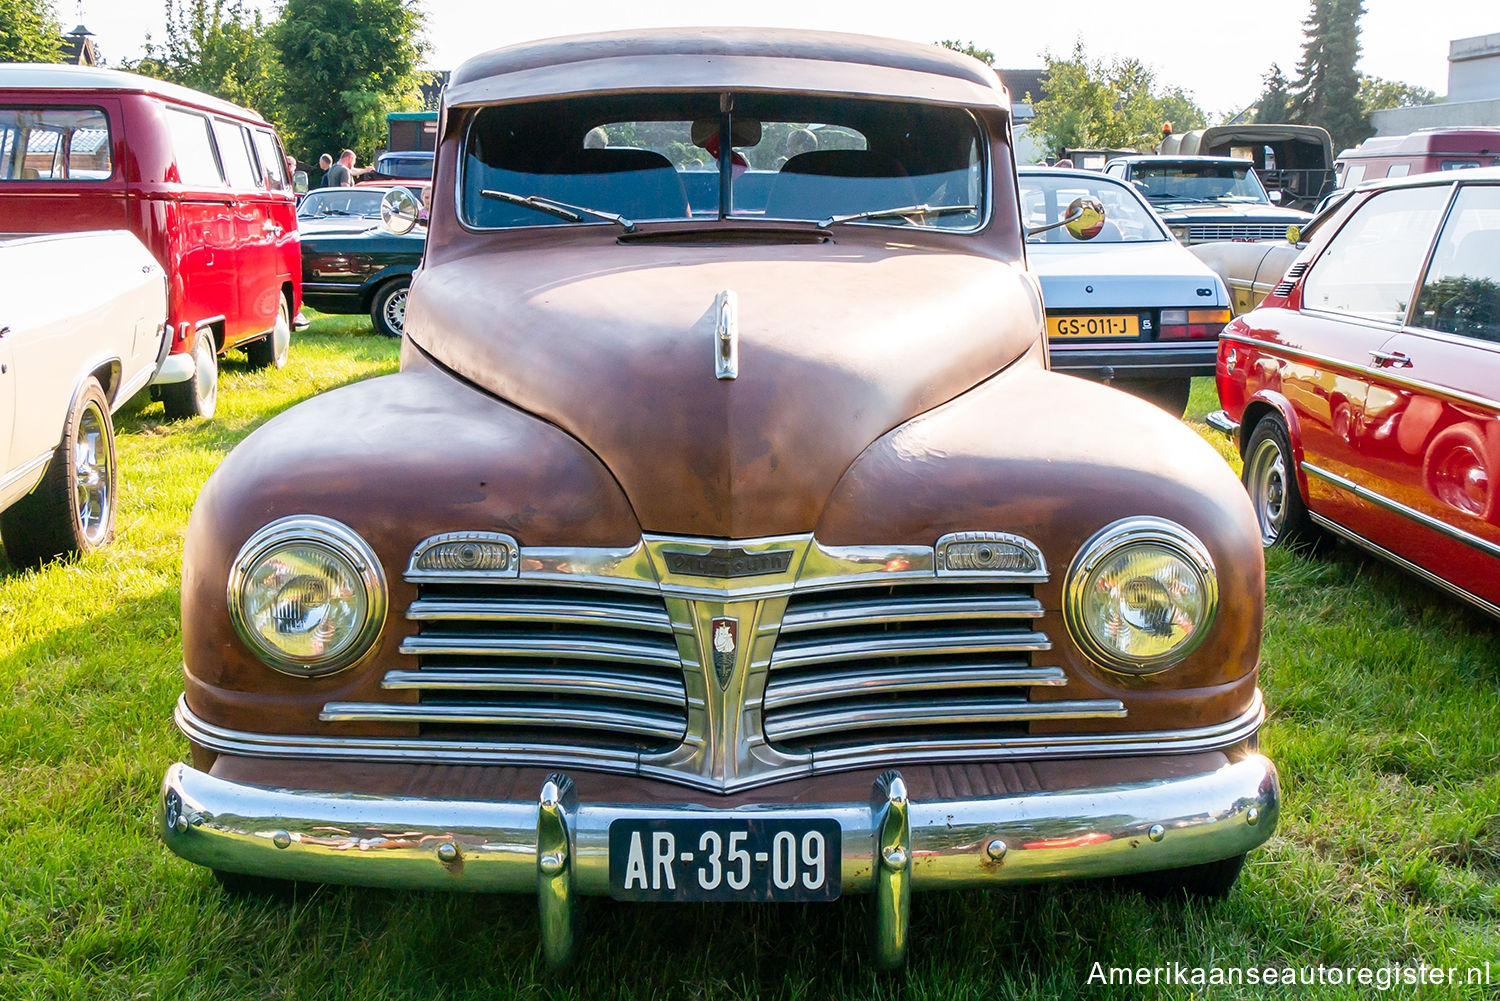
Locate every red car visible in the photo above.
<box><xmin>1210</xmin><ymin>168</ymin><xmax>1500</xmax><ymax>617</ymax></box>
<box><xmin>0</xmin><ymin>65</ymin><xmax>301</xmax><ymax>420</ymax></box>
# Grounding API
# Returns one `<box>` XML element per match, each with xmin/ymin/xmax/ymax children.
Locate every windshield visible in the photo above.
<box><xmin>1129</xmin><ymin>162</ymin><xmax>1269</xmax><ymax>205</ymax></box>
<box><xmin>375</xmin><ymin>153</ymin><xmax>432</xmax><ymax>178</ymax></box>
<box><xmin>298</xmin><ymin>188</ymin><xmax>416</xmax><ymax>219</ymax></box>
<box><xmin>461</xmin><ymin>92</ymin><xmax>985</xmax><ymax>231</ymax></box>
<box><xmin>1020</xmin><ymin>174</ymin><xmax>1167</xmax><ymax>244</ymax></box>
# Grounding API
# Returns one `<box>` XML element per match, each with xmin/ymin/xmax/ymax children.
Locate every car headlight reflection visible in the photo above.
<box><xmin>228</xmin><ymin>516</ymin><xmax>386</xmax><ymax>677</ymax></box>
<box><xmin>1065</xmin><ymin>517</ymin><xmax>1217</xmax><ymax>675</ymax></box>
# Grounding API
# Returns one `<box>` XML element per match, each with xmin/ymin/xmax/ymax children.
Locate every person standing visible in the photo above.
<box><xmin>324</xmin><ymin>149</ymin><xmax>356</xmax><ymax>187</ymax></box>
<box><xmin>317</xmin><ymin>153</ymin><xmax>333</xmax><ymax>187</ymax></box>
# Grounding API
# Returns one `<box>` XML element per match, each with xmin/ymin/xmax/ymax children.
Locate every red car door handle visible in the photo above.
<box><xmin>1369</xmin><ymin>349</ymin><xmax>1413</xmax><ymax>368</ymax></box>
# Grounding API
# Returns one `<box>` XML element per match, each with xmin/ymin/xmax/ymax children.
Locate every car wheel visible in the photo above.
<box><xmin>0</xmin><ymin>378</ymin><xmax>117</xmax><ymax>565</ymax></box>
<box><xmin>370</xmin><ymin>277</ymin><xmax>410</xmax><ymax>338</ymax></box>
<box><xmin>161</xmin><ymin>329</ymin><xmax>219</xmax><ymax>421</ymax></box>
<box><xmin>1116</xmin><ymin>378</ymin><xmax>1191</xmax><ymax>418</ymax></box>
<box><xmin>246</xmin><ymin>294</ymin><xmax>292</xmax><ymax>370</ymax></box>
<box><xmin>1243</xmin><ymin>414</ymin><xmax>1318</xmax><ymax>549</ymax></box>
<box><xmin>1119</xmin><ymin>854</ymin><xmax>1246</xmax><ymax>900</ymax></box>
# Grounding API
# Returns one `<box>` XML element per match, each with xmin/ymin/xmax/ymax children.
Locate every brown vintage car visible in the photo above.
<box><xmin>159</xmin><ymin>30</ymin><xmax>1279</xmax><ymax>967</ymax></box>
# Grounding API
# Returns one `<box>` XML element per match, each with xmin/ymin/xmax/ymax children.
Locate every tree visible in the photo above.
<box><xmin>1288</xmin><ymin>0</ymin><xmax>1369</xmax><ymax>150</ymax></box>
<box><xmin>1253</xmin><ymin>64</ymin><xmax>1295</xmax><ymax>123</ymax></box>
<box><xmin>1028</xmin><ymin>42</ymin><xmax>1206</xmax><ymax>156</ymax></box>
<box><xmin>0</xmin><ymin>0</ymin><xmax>63</xmax><ymax>63</ymax></box>
<box><xmin>1359</xmin><ymin>74</ymin><xmax>1437</xmax><ymax>114</ymax></box>
<box><xmin>129</xmin><ymin>1</ymin><xmax>279</xmax><ymax>115</ymax></box>
<box><xmin>937</xmin><ymin>40</ymin><xmax>994</xmax><ymax>66</ymax></box>
<box><xmin>273</xmin><ymin>0</ymin><xmax>427</xmax><ymax>163</ymax></box>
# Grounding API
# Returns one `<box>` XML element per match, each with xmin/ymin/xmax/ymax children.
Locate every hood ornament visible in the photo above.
<box><xmin>714</xmin><ymin>289</ymin><xmax>738</xmax><ymax>380</ymax></box>
<box><xmin>710</xmin><ymin>617</ymin><xmax>738</xmax><ymax>688</ymax></box>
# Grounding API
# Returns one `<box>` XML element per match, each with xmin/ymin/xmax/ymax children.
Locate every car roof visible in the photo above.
<box><xmin>1350</xmin><ymin>164</ymin><xmax>1500</xmax><ymax>193</ymax></box>
<box><xmin>446</xmin><ymin>28</ymin><xmax>1007</xmax><ymax>112</ymax></box>
<box><xmin>1111</xmin><ymin>155</ymin><xmax>1253</xmax><ymax>166</ymax></box>
<box><xmin>0</xmin><ymin>63</ymin><xmax>266</xmax><ymax>123</ymax></box>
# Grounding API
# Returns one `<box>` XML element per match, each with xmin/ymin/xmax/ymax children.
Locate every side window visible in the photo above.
<box><xmin>164</xmin><ymin>108</ymin><xmax>223</xmax><ymax>187</ymax></box>
<box><xmin>1412</xmin><ymin>184</ymin><xmax>1500</xmax><ymax>344</ymax></box>
<box><xmin>211</xmin><ymin>119</ymin><xmax>257</xmax><ymax>188</ymax></box>
<box><xmin>1302</xmin><ymin>184</ymin><xmax>1452</xmax><ymax>323</ymax></box>
<box><xmin>0</xmin><ymin>107</ymin><xmax>112</xmax><ymax>181</ymax></box>
<box><xmin>1343</xmin><ymin>163</ymin><xmax>1366</xmax><ymax>187</ymax></box>
<box><xmin>251</xmin><ymin>129</ymin><xmax>286</xmax><ymax>190</ymax></box>
<box><xmin>1386</xmin><ymin>163</ymin><xmax>1410</xmax><ymax>178</ymax></box>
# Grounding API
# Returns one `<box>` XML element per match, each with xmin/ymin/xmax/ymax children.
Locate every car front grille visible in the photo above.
<box><xmin>761</xmin><ymin>581</ymin><xmax>1123</xmax><ymax>753</ymax></box>
<box><xmin>322</xmin><ymin>581</ymin><xmax>689</xmax><ymax>752</ymax></box>
<box><xmin>1186</xmin><ymin>222</ymin><xmax>1291</xmax><ymax>243</ymax></box>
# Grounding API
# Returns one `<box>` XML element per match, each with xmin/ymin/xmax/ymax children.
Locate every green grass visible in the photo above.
<box><xmin>2</xmin><ymin>341</ymin><xmax>1497</xmax><ymax>998</ymax></box>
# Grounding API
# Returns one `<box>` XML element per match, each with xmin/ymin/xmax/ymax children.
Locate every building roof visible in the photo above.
<box><xmin>446</xmin><ymin>28</ymin><xmax>1008</xmax><ymax>111</ymax></box>
<box><xmin>995</xmin><ymin>68</ymin><xmax>1046</xmax><ymax>104</ymax></box>
<box><xmin>0</xmin><ymin>63</ymin><xmax>265</xmax><ymax>122</ymax></box>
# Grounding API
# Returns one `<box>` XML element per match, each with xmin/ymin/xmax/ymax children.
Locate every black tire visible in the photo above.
<box><xmin>0</xmin><ymin>378</ymin><xmax>117</xmax><ymax>565</ymax></box>
<box><xmin>1121</xmin><ymin>854</ymin><xmax>1247</xmax><ymax>900</ymax></box>
<box><xmin>161</xmin><ymin>329</ymin><xmax>219</xmax><ymax>420</ymax></box>
<box><xmin>370</xmin><ymin>276</ymin><xmax>410</xmax><ymax>339</ymax></box>
<box><xmin>1242</xmin><ymin>414</ymin><xmax>1320</xmax><ymax>549</ymax></box>
<box><xmin>1115</xmin><ymin>378</ymin><xmax>1191</xmax><ymax>418</ymax></box>
<box><xmin>246</xmin><ymin>293</ymin><xmax>292</xmax><ymax>370</ymax></box>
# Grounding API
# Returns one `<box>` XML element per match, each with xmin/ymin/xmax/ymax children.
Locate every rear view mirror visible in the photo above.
<box><xmin>293</xmin><ymin>170</ymin><xmax>309</xmax><ymax>194</ymax></box>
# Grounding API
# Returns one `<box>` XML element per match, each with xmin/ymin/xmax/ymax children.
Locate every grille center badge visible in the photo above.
<box><xmin>663</xmin><ymin>547</ymin><xmax>794</xmax><ymax>578</ymax></box>
<box><xmin>710</xmin><ymin>617</ymin><xmax>738</xmax><ymax>689</ymax></box>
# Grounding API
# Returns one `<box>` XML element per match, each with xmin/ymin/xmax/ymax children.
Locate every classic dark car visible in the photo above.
<box><xmin>160</xmin><ymin>30</ymin><xmax>1279</xmax><ymax>967</ymax></box>
<box><xmin>1021</xmin><ymin>167</ymin><xmax>1230</xmax><ymax>415</ymax></box>
<box><xmin>1104</xmin><ymin>155</ymin><xmax>1310</xmax><ymax>244</ymax></box>
<box><xmin>297</xmin><ymin>186</ymin><xmax>424</xmax><ymax>337</ymax></box>
<box><xmin>1210</xmin><ymin>168</ymin><xmax>1500</xmax><ymax>617</ymax></box>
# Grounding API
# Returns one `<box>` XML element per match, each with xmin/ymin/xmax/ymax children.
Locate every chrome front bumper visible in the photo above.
<box><xmin>160</xmin><ymin>752</ymin><xmax>1278</xmax><ymax>966</ymax></box>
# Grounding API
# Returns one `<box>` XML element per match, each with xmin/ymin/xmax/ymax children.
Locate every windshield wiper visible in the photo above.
<box><xmin>817</xmin><ymin>203</ymin><xmax>978</xmax><ymax>229</ymax></box>
<box><xmin>480</xmin><ymin>189</ymin><xmax>636</xmax><ymax>233</ymax></box>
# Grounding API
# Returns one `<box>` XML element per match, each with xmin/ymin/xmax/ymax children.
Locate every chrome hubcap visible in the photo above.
<box><xmin>74</xmin><ymin>403</ymin><xmax>111</xmax><ymax>543</ymax></box>
<box><xmin>385</xmin><ymin>288</ymin><xmax>407</xmax><ymax>333</ymax></box>
<box><xmin>1247</xmin><ymin>438</ymin><xmax>1287</xmax><ymax>545</ymax></box>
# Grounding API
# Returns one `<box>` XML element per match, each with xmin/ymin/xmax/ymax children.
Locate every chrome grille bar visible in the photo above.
<box><xmin>770</xmin><ymin>630</ymin><xmax>1051</xmax><ymax>669</ymax></box>
<box><xmin>382</xmin><ymin>669</ymin><xmax>690</xmax><ymax>707</ymax></box>
<box><xmin>399</xmin><ymin>634</ymin><xmax>681</xmax><ymax>669</ymax></box>
<box><xmin>763</xmin><ymin>697</ymin><xmax>1128</xmax><ymax>742</ymax></box>
<box><xmin>763</xmin><ymin>664</ymin><xmax>1067</xmax><ymax>710</ymax></box>
<box><xmin>408</xmin><ymin>596</ymin><xmax>673</xmax><ymax>633</ymax></box>
<box><xmin>780</xmin><ymin>594</ymin><xmax>1043</xmax><ymax>632</ymax></box>
<box><xmin>320</xmin><ymin>701</ymin><xmax>688</xmax><ymax>741</ymax></box>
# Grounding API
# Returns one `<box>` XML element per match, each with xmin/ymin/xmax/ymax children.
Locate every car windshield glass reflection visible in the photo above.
<box><xmin>298</xmin><ymin>189</ymin><xmax>388</xmax><ymax>219</ymax></box>
<box><xmin>1021</xmin><ymin>175</ymin><xmax>1167</xmax><ymax>244</ymax></box>
<box><xmin>461</xmin><ymin>92</ymin><xmax>984</xmax><ymax>231</ymax></box>
<box><xmin>1131</xmin><ymin>163</ymin><xmax>1269</xmax><ymax>205</ymax></box>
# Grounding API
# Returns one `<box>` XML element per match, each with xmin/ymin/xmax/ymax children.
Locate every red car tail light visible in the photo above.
<box><xmin>1160</xmin><ymin>308</ymin><xmax>1231</xmax><ymax>340</ymax></box>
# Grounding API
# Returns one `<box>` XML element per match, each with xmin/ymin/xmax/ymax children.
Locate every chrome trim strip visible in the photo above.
<box><xmin>763</xmin><ymin>697</ymin><xmax>1128</xmax><ymax>742</ymax></box>
<box><xmin>0</xmin><ymin>450</ymin><xmax>50</xmax><ymax>495</ymax></box>
<box><xmin>177</xmin><ymin>693</ymin><xmax>1265</xmax><ymax>791</ymax></box>
<box><xmin>406</xmin><ymin>597</ymin><xmax>673</xmax><ymax>633</ymax></box>
<box><xmin>318</xmin><ymin>701</ymin><xmax>687</xmax><ymax>741</ymax></box>
<box><xmin>1220</xmin><ymin>331</ymin><xmax>1500</xmax><ymax>414</ymax></box>
<box><xmin>763</xmin><ymin>665</ymin><xmax>1068</xmax><ymax>709</ymax></box>
<box><xmin>1307</xmin><ymin>513</ymin><xmax>1500</xmax><ymax>619</ymax></box>
<box><xmin>770</xmin><ymin>631</ymin><xmax>1052</xmax><ymax>669</ymax></box>
<box><xmin>1302</xmin><ymin>462</ymin><xmax>1500</xmax><ymax>561</ymax></box>
<box><xmin>159</xmin><ymin>753</ymin><xmax>1278</xmax><ymax>896</ymax></box>
<box><xmin>380</xmin><ymin>668</ymin><xmax>690</xmax><ymax>707</ymax></box>
<box><xmin>397</xmin><ymin>634</ymin><xmax>681</xmax><ymax>669</ymax></box>
<box><xmin>780</xmin><ymin>595</ymin><xmax>1044</xmax><ymax>632</ymax></box>
<box><xmin>517</xmin><ymin>542</ymin><xmax>660</xmax><ymax>592</ymax></box>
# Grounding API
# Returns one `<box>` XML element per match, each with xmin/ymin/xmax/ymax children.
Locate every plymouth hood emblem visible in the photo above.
<box><xmin>711</xmin><ymin>617</ymin><xmax>738</xmax><ymax>689</ymax></box>
<box><xmin>663</xmin><ymin>547</ymin><xmax>794</xmax><ymax>578</ymax></box>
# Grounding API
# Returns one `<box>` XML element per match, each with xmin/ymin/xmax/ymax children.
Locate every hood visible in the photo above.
<box><xmin>1028</xmin><ymin>240</ymin><xmax>1225</xmax><ymax>308</ymax></box>
<box><xmin>1153</xmin><ymin>202</ymin><xmax>1310</xmax><ymax>224</ymax></box>
<box><xmin>406</xmin><ymin>238</ymin><xmax>1041</xmax><ymax>538</ymax></box>
<box><xmin>297</xmin><ymin>216</ymin><xmax>384</xmax><ymax>236</ymax></box>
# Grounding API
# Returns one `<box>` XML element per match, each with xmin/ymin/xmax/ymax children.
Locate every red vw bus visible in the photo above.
<box><xmin>0</xmin><ymin>64</ymin><xmax>300</xmax><ymax>419</ymax></box>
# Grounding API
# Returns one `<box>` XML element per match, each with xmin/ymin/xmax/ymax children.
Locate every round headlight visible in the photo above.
<box><xmin>227</xmin><ymin>516</ymin><xmax>387</xmax><ymax>677</ymax></box>
<box><xmin>1064</xmin><ymin>517</ymin><xmax>1218</xmax><ymax>675</ymax></box>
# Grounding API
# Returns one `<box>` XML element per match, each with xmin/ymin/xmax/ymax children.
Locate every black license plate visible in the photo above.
<box><xmin>608</xmin><ymin>818</ymin><xmax>842</xmax><ymax>902</ymax></box>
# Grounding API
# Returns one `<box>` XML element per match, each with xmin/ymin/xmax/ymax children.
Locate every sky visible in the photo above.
<box><xmin>63</xmin><ymin>0</ymin><xmax>1497</xmax><ymax>116</ymax></box>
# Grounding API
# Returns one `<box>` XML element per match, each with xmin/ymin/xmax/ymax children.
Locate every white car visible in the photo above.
<box><xmin>0</xmin><ymin>230</ymin><xmax>168</xmax><ymax>564</ymax></box>
<box><xmin>1021</xmin><ymin>167</ymin><xmax>1232</xmax><ymax>416</ymax></box>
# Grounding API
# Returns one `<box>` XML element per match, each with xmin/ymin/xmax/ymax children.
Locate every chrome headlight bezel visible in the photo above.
<box><xmin>226</xmin><ymin>515</ymin><xmax>387</xmax><ymax>678</ymax></box>
<box><xmin>1063</xmin><ymin>517</ymin><xmax>1219</xmax><ymax>676</ymax></box>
